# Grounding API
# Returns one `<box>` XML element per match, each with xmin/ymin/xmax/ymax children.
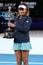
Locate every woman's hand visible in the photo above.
<box><xmin>8</xmin><ymin>22</ymin><xmax>12</xmax><ymax>27</ymax></box>
<box><xmin>7</xmin><ymin>22</ymin><xmax>16</xmax><ymax>28</ymax></box>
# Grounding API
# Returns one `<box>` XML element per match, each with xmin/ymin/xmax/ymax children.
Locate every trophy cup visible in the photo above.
<box><xmin>3</xmin><ymin>6</ymin><xmax>15</xmax><ymax>38</ymax></box>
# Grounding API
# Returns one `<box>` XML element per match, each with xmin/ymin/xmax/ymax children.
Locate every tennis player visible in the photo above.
<box><xmin>8</xmin><ymin>3</ymin><xmax>32</xmax><ymax>65</ymax></box>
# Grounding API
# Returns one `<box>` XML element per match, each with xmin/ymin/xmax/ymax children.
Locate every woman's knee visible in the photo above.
<box><xmin>17</xmin><ymin>58</ymin><xmax>22</xmax><ymax>65</ymax></box>
<box><xmin>17</xmin><ymin>58</ymin><xmax>22</xmax><ymax>62</ymax></box>
<box><xmin>22</xmin><ymin>56</ymin><xmax>28</xmax><ymax>63</ymax></box>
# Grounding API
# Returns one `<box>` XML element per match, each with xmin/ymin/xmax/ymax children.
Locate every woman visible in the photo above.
<box><xmin>8</xmin><ymin>3</ymin><xmax>32</xmax><ymax>65</ymax></box>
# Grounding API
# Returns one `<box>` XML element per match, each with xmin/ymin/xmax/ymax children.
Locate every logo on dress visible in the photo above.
<box><xmin>26</xmin><ymin>20</ymin><xmax>29</xmax><ymax>23</ymax></box>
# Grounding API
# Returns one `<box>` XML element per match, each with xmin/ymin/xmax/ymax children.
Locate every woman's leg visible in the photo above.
<box><xmin>22</xmin><ymin>50</ymin><xmax>29</xmax><ymax>65</ymax></box>
<box><xmin>14</xmin><ymin>50</ymin><xmax>22</xmax><ymax>65</ymax></box>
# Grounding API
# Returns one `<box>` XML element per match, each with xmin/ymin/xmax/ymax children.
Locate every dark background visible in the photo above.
<box><xmin>0</xmin><ymin>0</ymin><xmax>43</xmax><ymax>19</ymax></box>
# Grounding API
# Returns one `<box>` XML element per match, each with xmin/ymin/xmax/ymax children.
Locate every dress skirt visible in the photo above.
<box><xmin>12</xmin><ymin>42</ymin><xmax>32</xmax><ymax>50</ymax></box>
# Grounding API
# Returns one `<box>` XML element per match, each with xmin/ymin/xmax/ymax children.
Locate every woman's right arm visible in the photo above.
<box><xmin>7</xmin><ymin>22</ymin><xmax>16</xmax><ymax>28</ymax></box>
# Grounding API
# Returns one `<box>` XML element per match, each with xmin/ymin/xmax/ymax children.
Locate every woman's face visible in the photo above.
<box><xmin>18</xmin><ymin>8</ymin><xmax>27</xmax><ymax>16</ymax></box>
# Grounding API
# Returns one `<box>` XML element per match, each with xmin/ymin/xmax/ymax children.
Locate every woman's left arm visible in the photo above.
<box><xmin>15</xmin><ymin>17</ymin><xmax>32</xmax><ymax>32</ymax></box>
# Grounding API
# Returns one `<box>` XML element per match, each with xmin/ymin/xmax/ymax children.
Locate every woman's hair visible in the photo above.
<box><xmin>17</xmin><ymin>3</ymin><xmax>30</xmax><ymax>17</ymax></box>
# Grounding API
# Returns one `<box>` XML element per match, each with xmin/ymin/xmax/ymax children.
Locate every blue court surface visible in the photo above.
<box><xmin>0</xmin><ymin>54</ymin><xmax>43</xmax><ymax>65</ymax></box>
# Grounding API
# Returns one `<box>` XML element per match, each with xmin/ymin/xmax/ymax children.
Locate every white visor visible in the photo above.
<box><xmin>18</xmin><ymin>5</ymin><xmax>27</xmax><ymax>9</ymax></box>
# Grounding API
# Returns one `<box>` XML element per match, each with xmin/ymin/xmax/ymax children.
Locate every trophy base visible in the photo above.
<box><xmin>3</xmin><ymin>28</ymin><xmax>14</xmax><ymax>38</ymax></box>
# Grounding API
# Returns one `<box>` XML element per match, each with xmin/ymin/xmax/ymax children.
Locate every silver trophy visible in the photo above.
<box><xmin>3</xmin><ymin>6</ymin><xmax>15</xmax><ymax>38</ymax></box>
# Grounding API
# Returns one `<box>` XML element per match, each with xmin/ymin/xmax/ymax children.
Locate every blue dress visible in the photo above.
<box><xmin>12</xmin><ymin>42</ymin><xmax>32</xmax><ymax>50</ymax></box>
